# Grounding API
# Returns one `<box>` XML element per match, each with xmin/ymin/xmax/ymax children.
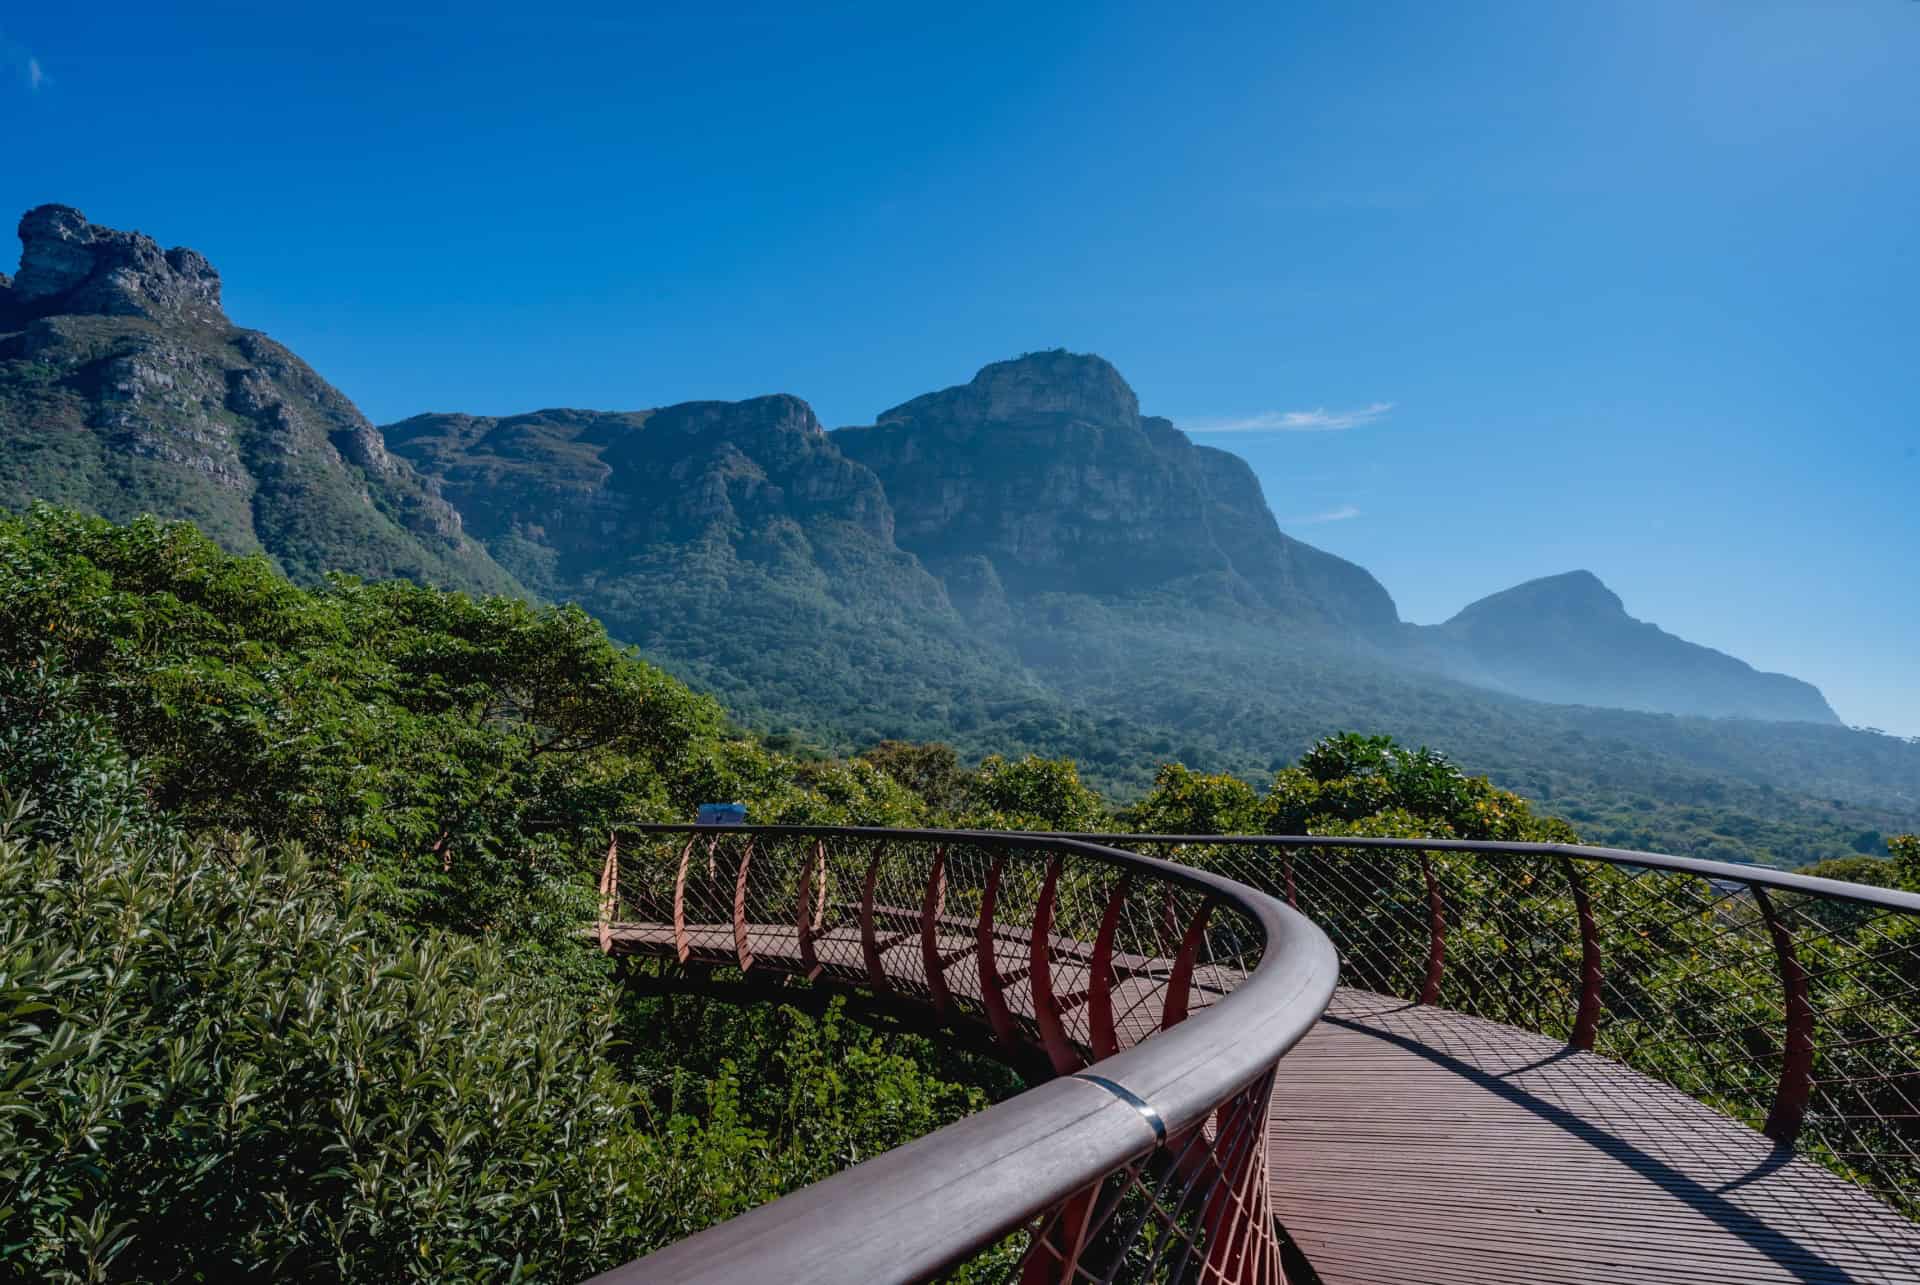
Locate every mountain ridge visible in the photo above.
<box><xmin>2</xmin><ymin>204</ymin><xmax>1909</xmax><ymax>870</ymax></box>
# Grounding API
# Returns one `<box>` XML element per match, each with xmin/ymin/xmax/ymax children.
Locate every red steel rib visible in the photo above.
<box><xmin>671</xmin><ymin>836</ymin><xmax>698</xmax><ymax>964</ymax></box>
<box><xmin>797</xmin><ymin>839</ymin><xmax>825</xmax><ymax>979</ymax></box>
<box><xmin>1755</xmin><ymin>886</ymin><xmax>1816</xmax><ymax>1144</ymax></box>
<box><xmin>597</xmin><ymin>831</ymin><xmax>619</xmax><ymax>953</ymax></box>
<box><xmin>1029</xmin><ymin>856</ymin><xmax>1084</xmax><ymax>1075</ymax></box>
<box><xmin>1162</xmin><ymin>899</ymin><xmax>1216</xmax><ymax>1030</ymax></box>
<box><xmin>732</xmin><ymin>837</ymin><xmax>756</xmax><ymax>972</ymax></box>
<box><xmin>920</xmin><ymin>846</ymin><xmax>953</xmax><ymax>1017</ymax></box>
<box><xmin>1089</xmin><ymin>876</ymin><xmax>1130</xmax><ymax>1060</ymax></box>
<box><xmin>1419</xmin><ymin>853</ymin><xmax>1445</xmax><ymax>1006</ymax></box>
<box><xmin>1565</xmin><ymin>856</ymin><xmax>1604</xmax><ymax>1051</ymax></box>
<box><xmin>977</xmin><ymin>852</ymin><xmax>1021</xmax><ymax>1051</ymax></box>
<box><xmin>860</xmin><ymin>850</ymin><xmax>890</xmax><ymax>993</ymax></box>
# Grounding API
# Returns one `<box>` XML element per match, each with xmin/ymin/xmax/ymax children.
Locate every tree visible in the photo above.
<box><xmin>959</xmin><ymin>754</ymin><xmax>1109</xmax><ymax>832</ymax></box>
<box><xmin>856</xmin><ymin>741</ymin><xmax>967</xmax><ymax>817</ymax></box>
<box><xmin>1265</xmin><ymin>732</ymin><xmax>1576</xmax><ymax>841</ymax></box>
<box><xmin>1123</xmin><ymin>762</ymin><xmax>1263</xmax><ymax>835</ymax></box>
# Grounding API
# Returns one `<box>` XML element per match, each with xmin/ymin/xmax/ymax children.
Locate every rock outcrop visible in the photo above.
<box><xmin>836</xmin><ymin>350</ymin><xmax>1401</xmax><ymax>635</ymax></box>
<box><xmin>385</xmin><ymin>395</ymin><xmax>902</xmax><ymax>589</ymax></box>
<box><xmin>6</xmin><ymin>204</ymin><xmax>224</xmax><ymax>324</ymax></box>
<box><xmin>0</xmin><ymin>206</ymin><xmax>518</xmax><ymax>594</ymax></box>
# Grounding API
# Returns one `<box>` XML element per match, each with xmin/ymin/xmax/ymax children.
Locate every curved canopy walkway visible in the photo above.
<box><xmin>587</xmin><ymin>827</ymin><xmax>1920</xmax><ymax>1284</ymax></box>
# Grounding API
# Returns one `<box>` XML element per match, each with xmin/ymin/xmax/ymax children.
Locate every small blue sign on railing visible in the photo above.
<box><xmin>696</xmin><ymin>802</ymin><xmax>748</xmax><ymax>826</ymax></box>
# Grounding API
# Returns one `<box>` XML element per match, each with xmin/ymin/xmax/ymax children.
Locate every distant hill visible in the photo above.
<box><xmin>1412</xmin><ymin>571</ymin><xmax>1841</xmax><ymax>725</ymax></box>
<box><xmin>0</xmin><ymin>206</ymin><xmax>517</xmax><ymax>593</ymax></box>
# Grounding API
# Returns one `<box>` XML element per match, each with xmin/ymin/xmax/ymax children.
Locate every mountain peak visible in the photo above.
<box><xmin>5</xmin><ymin>204</ymin><xmax>224</xmax><ymax>324</ymax></box>
<box><xmin>1431</xmin><ymin>570</ymin><xmax>1839</xmax><ymax>724</ymax></box>
<box><xmin>647</xmin><ymin>393</ymin><xmax>823</xmax><ymax>439</ymax></box>
<box><xmin>877</xmin><ymin>349</ymin><xmax>1140</xmax><ymax>429</ymax></box>
<box><xmin>1454</xmin><ymin>570</ymin><xmax>1626</xmax><ymax>622</ymax></box>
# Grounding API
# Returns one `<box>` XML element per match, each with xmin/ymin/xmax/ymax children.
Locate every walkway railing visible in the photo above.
<box><xmin>588</xmin><ymin>826</ymin><xmax>1339</xmax><ymax>1284</ymax></box>
<box><xmin>1086</xmin><ymin>834</ymin><xmax>1920</xmax><ymax>1222</ymax></box>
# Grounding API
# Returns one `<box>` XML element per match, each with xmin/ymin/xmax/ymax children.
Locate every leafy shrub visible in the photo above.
<box><xmin>0</xmin><ymin>804</ymin><xmax>671</xmax><ymax>1281</ymax></box>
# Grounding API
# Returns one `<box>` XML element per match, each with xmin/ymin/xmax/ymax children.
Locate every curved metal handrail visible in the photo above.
<box><xmin>1081</xmin><ymin>831</ymin><xmax>1920</xmax><ymax>1220</ymax></box>
<box><xmin>1050</xmin><ymin>832</ymin><xmax>1920</xmax><ymax>913</ymax></box>
<box><xmin>589</xmin><ymin>825</ymin><xmax>1340</xmax><ymax>1284</ymax></box>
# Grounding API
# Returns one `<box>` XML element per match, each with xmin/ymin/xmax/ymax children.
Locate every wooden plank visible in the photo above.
<box><xmin>1269</xmin><ymin>990</ymin><xmax>1920</xmax><ymax>1285</ymax></box>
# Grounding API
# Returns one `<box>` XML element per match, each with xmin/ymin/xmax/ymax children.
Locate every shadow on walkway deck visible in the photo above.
<box><xmin>1270</xmin><ymin>989</ymin><xmax>1920</xmax><ymax>1284</ymax></box>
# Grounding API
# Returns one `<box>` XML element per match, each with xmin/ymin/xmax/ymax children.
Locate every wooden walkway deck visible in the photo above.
<box><xmin>604</xmin><ymin>922</ymin><xmax>1920</xmax><ymax>1283</ymax></box>
<box><xmin>1271</xmin><ymin>990</ymin><xmax>1920</xmax><ymax>1285</ymax></box>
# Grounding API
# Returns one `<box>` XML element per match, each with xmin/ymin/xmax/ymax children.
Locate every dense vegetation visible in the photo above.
<box><xmin>0</xmin><ymin>509</ymin><xmax>985</xmax><ymax>1280</ymax></box>
<box><xmin>2</xmin><ymin>508</ymin><xmax>1912</xmax><ymax>1277</ymax></box>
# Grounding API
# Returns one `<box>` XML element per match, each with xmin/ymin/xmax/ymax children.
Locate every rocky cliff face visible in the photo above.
<box><xmin>4</xmin><ymin>204</ymin><xmax>224</xmax><ymax>325</ymax></box>
<box><xmin>385</xmin><ymin>395</ymin><xmax>904</xmax><ymax>591</ymax></box>
<box><xmin>835</xmin><ymin>351</ymin><xmax>1400</xmax><ymax>634</ymax></box>
<box><xmin>0</xmin><ymin>205</ymin><xmax>517</xmax><ymax>593</ymax></box>
<box><xmin>386</xmin><ymin>395</ymin><xmax>1040</xmax><ymax>740</ymax></box>
<box><xmin>1416</xmin><ymin>571</ymin><xmax>1841</xmax><ymax>724</ymax></box>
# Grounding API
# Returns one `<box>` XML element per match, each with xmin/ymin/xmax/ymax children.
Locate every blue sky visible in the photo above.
<box><xmin>4</xmin><ymin>1</ymin><xmax>1916</xmax><ymax>733</ymax></box>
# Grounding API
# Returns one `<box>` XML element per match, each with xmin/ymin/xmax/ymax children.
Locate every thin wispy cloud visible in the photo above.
<box><xmin>1182</xmin><ymin>402</ymin><xmax>1393</xmax><ymax>433</ymax></box>
<box><xmin>1</xmin><ymin>29</ymin><xmax>44</xmax><ymax>93</ymax></box>
<box><xmin>1284</xmin><ymin>504</ymin><xmax>1362</xmax><ymax>525</ymax></box>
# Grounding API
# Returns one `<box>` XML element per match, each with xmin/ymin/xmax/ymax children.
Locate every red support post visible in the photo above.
<box><xmin>732</xmin><ymin>837</ymin><xmax>756</xmax><ymax>972</ymax></box>
<box><xmin>672</xmin><ymin>837</ymin><xmax>696</xmax><ymax>964</ymax></box>
<box><xmin>860</xmin><ymin>851</ymin><xmax>890</xmax><ymax>993</ymax></box>
<box><xmin>1753</xmin><ymin>887</ymin><xmax>1816</xmax><ymax>1145</ymax></box>
<box><xmin>1030</xmin><ymin>856</ymin><xmax>1085</xmax><ymax>1075</ymax></box>
<box><xmin>1563</xmin><ymin>858</ymin><xmax>1603</xmax><ymax>1051</ymax></box>
<box><xmin>1419</xmin><ymin>854</ymin><xmax>1445</xmax><ymax>1006</ymax></box>
<box><xmin>1163</xmin><ymin>899</ymin><xmax>1217</xmax><ymax>1030</ymax></box>
<box><xmin>977</xmin><ymin>853</ymin><xmax>1021</xmax><ymax>1052</ymax></box>
<box><xmin>1089</xmin><ymin>876</ymin><xmax>1130</xmax><ymax>1060</ymax></box>
<box><xmin>920</xmin><ymin>846</ymin><xmax>952</xmax><ymax>1017</ymax></box>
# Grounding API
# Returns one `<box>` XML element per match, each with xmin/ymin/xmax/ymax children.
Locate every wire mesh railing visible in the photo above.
<box><xmin>587</xmin><ymin>826</ymin><xmax>1338</xmax><ymax>1285</ymax></box>
<box><xmin>1094</xmin><ymin>834</ymin><xmax>1920</xmax><ymax>1223</ymax></box>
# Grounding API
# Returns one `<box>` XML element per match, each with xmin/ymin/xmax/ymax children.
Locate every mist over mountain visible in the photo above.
<box><xmin>0</xmin><ymin>207</ymin><xmax>518</xmax><ymax>593</ymax></box>
<box><xmin>3</xmin><ymin>206</ymin><xmax>1914</xmax><ymax>866</ymax></box>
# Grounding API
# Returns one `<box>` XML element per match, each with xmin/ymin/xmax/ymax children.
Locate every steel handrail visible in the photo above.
<box><xmin>589</xmin><ymin>825</ymin><xmax>1339</xmax><ymax>1284</ymax></box>
<box><xmin>1048</xmin><ymin>832</ymin><xmax>1920</xmax><ymax>913</ymax></box>
<box><xmin>1083</xmin><ymin>830</ymin><xmax>1920</xmax><ymax>1220</ymax></box>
